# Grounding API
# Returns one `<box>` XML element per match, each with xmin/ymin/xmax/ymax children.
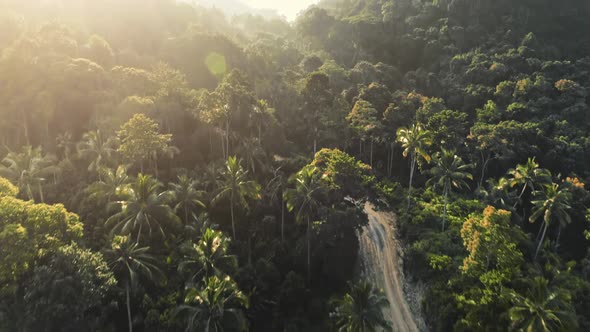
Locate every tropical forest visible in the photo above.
<box><xmin>0</xmin><ymin>0</ymin><xmax>589</xmax><ymax>331</ymax></box>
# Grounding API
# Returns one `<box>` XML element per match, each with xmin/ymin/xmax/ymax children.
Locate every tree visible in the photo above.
<box><xmin>0</xmin><ymin>177</ymin><xmax>18</xmax><ymax>197</ymax></box>
<box><xmin>302</xmin><ymin>71</ymin><xmax>332</xmax><ymax>154</ymax></box>
<box><xmin>177</xmin><ymin>275</ymin><xmax>249</xmax><ymax>332</ymax></box>
<box><xmin>506</xmin><ymin>157</ymin><xmax>551</xmax><ymax>209</ymax></box>
<box><xmin>266</xmin><ymin>166</ymin><xmax>287</xmax><ymax>242</ymax></box>
<box><xmin>529</xmin><ymin>183</ymin><xmax>572</xmax><ymax>260</ymax></box>
<box><xmin>212</xmin><ymin>156</ymin><xmax>261</xmax><ymax>240</ymax></box>
<box><xmin>396</xmin><ymin>123</ymin><xmax>433</xmax><ymax>209</ymax></box>
<box><xmin>330</xmin><ymin>281</ymin><xmax>391</xmax><ymax>332</ymax></box>
<box><xmin>179</xmin><ymin>228</ymin><xmax>237</xmax><ymax>282</ymax></box>
<box><xmin>0</xmin><ymin>146</ymin><xmax>60</xmax><ymax>202</ymax></box>
<box><xmin>107</xmin><ymin>174</ymin><xmax>179</xmax><ymax>244</ymax></box>
<box><xmin>249</xmin><ymin>99</ymin><xmax>276</xmax><ymax>143</ymax></box>
<box><xmin>77</xmin><ymin>130</ymin><xmax>118</xmax><ymax>179</ymax></box>
<box><xmin>0</xmin><ymin>184</ymin><xmax>85</xmax><ymax>298</ymax></box>
<box><xmin>284</xmin><ymin>166</ymin><xmax>325</xmax><ymax>281</ymax></box>
<box><xmin>169</xmin><ymin>175</ymin><xmax>205</xmax><ymax>224</ymax></box>
<box><xmin>117</xmin><ymin>114</ymin><xmax>173</xmax><ymax>173</ymax></box>
<box><xmin>427</xmin><ymin>149</ymin><xmax>473</xmax><ymax>231</ymax></box>
<box><xmin>236</xmin><ymin>138</ymin><xmax>267</xmax><ymax>176</ymax></box>
<box><xmin>200</xmin><ymin>70</ymin><xmax>256</xmax><ymax>160</ymax></box>
<box><xmin>23</xmin><ymin>244</ymin><xmax>116</xmax><ymax>331</ymax></box>
<box><xmin>85</xmin><ymin>165</ymin><xmax>131</xmax><ymax>207</ymax></box>
<box><xmin>347</xmin><ymin>99</ymin><xmax>383</xmax><ymax>167</ymax></box>
<box><xmin>104</xmin><ymin>236</ymin><xmax>162</xmax><ymax>332</ymax></box>
<box><xmin>507</xmin><ymin>277</ymin><xmax>577</xmax><ymax>332</ymax></box>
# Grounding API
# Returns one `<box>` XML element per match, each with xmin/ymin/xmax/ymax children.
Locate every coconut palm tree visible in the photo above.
<box><xmin>396</xmin><ymin>123</ymin><xmax>433</xmax><ymax>209</ymax></box>
<box><xmin>427</xmin><ymin>149</ymin><xmax>473</xmax><ymax>231</ymax></box>
<box><xmin>506</xmin><ymin>157</ymin><xmax>551</xmax><ymax>209</ymax></box>
<box><xmin>330</xmin><ymin>281</ymin><xmax>391</xmax><ymax>332</ymax></box>
<box><xmin>107</xmin><ymin>174</ymin><xmax>179</xmax><ymax>244</ymax></box>
<box><xmin>169</xmin><ymin>175</ymin><xmax>205</xmax><ymax>224</ymax></box>
<box><xmin>507</xmin><ymin>277</ymin><xmax>577</xmax><ymax>332</ymax></box>
<box><xmin>212</xmin><ymin>156</ymin><xmax>261</xmax><ymax>240</ymax></box>
<box><xmin>267</xmin><ymin>166</ymin><xmax>287</xmax><ymax>242</ymax></box>
<box><xmin>529</xmin><ymin>183</ymin><xmax>572</xmax><ymax>260</ymax></box>
<box><xmin>236</xmin><ymin>138</ymin><xmax>267</xmax><ymax>176</ymax></box>
<box><xmin>249</xmin><ymin>99</ymin><xmax>275</xmax><ymax>144</ymax></box>
<box><xmin>0</xmin><ymin>145</ymin><xmax>60</xmax><ymax>202</ymax></box>
<box><xmin>104</xmin><ymin>236</ymin><xmax>162</xmax><ymax>332</ymax></box>
<box><xmin>177</xmin><ymin>275</ymin><xmax>249</xmax><ymax>332</ymax></box>
<box><xmin>284</xmin><ymin>166</ymin><xmax>325</xmax><ymax>281</ymax></box>
<box><xmin>178</xmin><ymin>228</ymin><xmax>237</xmax><ymax>282</ymax></box>
<box><xmin>77</xmin><ymin>130</ymin><xmax>118</xmax><ymax>179</ymax></box>
<box><xmin>85</xmin><ymin>165</ymin><xmax>130</xmax><ymax>207</ymax></box>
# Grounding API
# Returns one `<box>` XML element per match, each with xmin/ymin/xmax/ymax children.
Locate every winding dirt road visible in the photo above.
<box><xmin>358</xmin><ymin>202</ymin><xmax>422</xmax><ymax>332</ymax></box>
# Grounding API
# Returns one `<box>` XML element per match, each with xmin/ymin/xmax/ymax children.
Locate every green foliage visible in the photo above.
<box><xmin>179</xmin><ymin>228</ymin><xmax>237</xmax><ymax>281</ymax></box>
<box><xmin>507</xmin><ymin>277</ymin><xmax>578</xmax><ymax>332</ymax></box>
<box><xmin>117</xmin><ymin>114</ymin><xmax>173</xmax><ymax>170</ymax></box>
<box><xmin>178</xmin><ymin>275</ymin><xmax>249</xmax><ymax>332</ymax></box>
<box><xmin>330</xmin><ymin>281</ymin><xmax>391</xmax><ymax>332</ymax></box>
<box><xmin>107</xmin><ymin>174</ymin><xmax>179</xmax><ymax>244</ymax></box>
<box><xmin>0</xmin><ymin>176</ymin><xmax>18</xmax><ymax>197</ymax></box>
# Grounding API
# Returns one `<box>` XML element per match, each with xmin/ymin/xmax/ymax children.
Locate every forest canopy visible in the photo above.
<box><xmin>0</xmin><ymin>0</ymin><xmax>590</xmax><ymax>331</ymax></box>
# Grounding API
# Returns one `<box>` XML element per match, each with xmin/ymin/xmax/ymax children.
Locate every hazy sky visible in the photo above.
<box><xmin>242</xmin><ymin>0</ymin><xmax>318</xmax><ymax>20</ymax></box>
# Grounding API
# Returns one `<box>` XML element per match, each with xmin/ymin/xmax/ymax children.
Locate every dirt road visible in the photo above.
<box><xmin>358</xmin><ymin>202</ymin><xmax>422</xmax><ymax>332</ymax></box>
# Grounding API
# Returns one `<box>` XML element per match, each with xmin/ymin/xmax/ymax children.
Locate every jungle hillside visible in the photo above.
<box><xmin>0</xmin><ymin>0</ymin><xmax>590</xmax><ymax>331</ymax></box>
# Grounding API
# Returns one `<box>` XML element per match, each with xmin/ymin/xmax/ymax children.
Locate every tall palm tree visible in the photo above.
<box><xmin>107</xmin><ymin>174</ymin><xmax>179</xmax><ymax>244</ymax></box>
<box><xmin>0</xmin><ymin>145</ymin><xmax>60</xmax><ymax>202</ymax></box>
<box><xmin>85</xmin><ymin>165</ymin><xmax>130</xmax><ymax>207</ymax></box>
<box><xmin>267</xmin><ymin>166</ymin><xmax>287</xmax><ymax>242</ymax></box>
<box><xmin>104</xmin><ymin>236</ymin><xmax>162</xmax><ymax>332</ymax></box>
<box><xmin>396</xmin><ymin>123</ymin><xmax>433</xmax><ymax>209</ymax></box>
<box><xmin>330</xmin><ymin>281</ymin><xmax>391</xmax><ymax>332</ymax></box>
<box><xmin>77</xmin><ymin>130</ymin><xmax>118</xmax><ymax>179</ymax></box>
<box><xmin>177</xmin><ymin>275</ymin><xmax>249</xmax><ymax>332</ymax></box>
<box><xmin>249</xmin><ymin>99</ymin><xmax>275</xmax><ymax>143</ymax></box>
<box><xmin>212</xmin><ymin>156</ymin><xmax>261</xmax><ymax>240</ymax></box>
<box><xmin>284</xmin><ymin>166</ymin><xmax>325</xmax><ymax>281</ymax></box>
<box><xmin>236</xmin><ymin>138</ymin><xmax>267</xmax><ymax>176</ymax></box>
<box><xmin>529</xmin><ymin>183</ymin><xmax>572</xmax><ymax>260</ymax></box>
<box><xmin>56</xmin><ymin>131</ymin><xmax>75</xmax><ymax>161</ymax></box>
<box><xmin>178</xmin><ymin>228</ymin><xmax>237</xmax><ymax>282</ymax></box>
<box><xmin>507</xmin><ymin>157</ymin><xmax>551</xmax><ymax>209</ymax></box>
<box><xmin>169</xmin><ymin>175</ymin><xmax>205</xmax><ymax>224</ymax></box>
<box><xmin>507</xmin><ymin>277</ymin><xmax>577</xmax><ymax>332</ymax></box>
<box><xmin>427</xmin><ymin>149</ymin><xmax>473</xmax><ymax>231</ymax></box>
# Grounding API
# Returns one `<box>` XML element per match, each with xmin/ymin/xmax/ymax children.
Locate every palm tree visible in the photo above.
<box><xmin>249</xmin><ymin>99</ymin><xmax>275</xmax><ymax>143</ymax></box>
<box><xmin>267</xmin><ymin>166</ymin><xmax>287</xmax><ymax>242</ymax></box>
<box><xmin>507</xmin><ymin>157</ymin><xmax>551</xmax><ymax>209</ymax></box>
<box><xmin>85</xmin><ymin>165</ymin><xmax>130</xmax><ymax>207</ymax></box>
<box><xmin>169</xmin><ymin>175</ymin><xmax>205</xmax><ymax>224</ymax></box>
<box><xmin>507</xmin><ymin>277</ymin><xmax>577</xmax><ymax>332</ymax></box>
<box><xmin>396</xmin><ymin>123</ymin><xmax>433</xmax><ymax>209</ymax></box>
<box><xmin>56</xmin><ymin>131</ymin><xmax>74</xmax><ymax>161</ymax></box>
<box><xmin>107</xmin><ymin>174</ymin><xmax>179</xmax><ymax>244</ymax></box>
<box><xmin>0</xmin><ymin>145</ymin><xmax>60</xmax><ymax>202</ymax></box>
<box><xmin>178</xmin><ymin>228</ymin><xmax>237</xmax><ymax>282</ymax></box>
<box><xmin>284</xmin><ymin>166</ymin><xmax>325</xmax><ymax>281</ymax></box>
<box><xmin>212</xmin><ymin>156</ymin><xmax>261</xmax><ymax>240</ymax></box>
<box><xmin>236</xmin><ymin>138</ymin><xmax>267</xmax><ymax>176</ymax></box>
<box><xmin>104</xmin><ymin>236</ymin><xmax>162</xmax><ymax>332</ymax></box>
<box><xmin>427</xmin><ymin>149</ymin><xmax>473</xmax><ymax>231</ymax></box>
<box><xmin>529</xmin><ymin>183</ymin><xmax>572</xmax><ymax>260</ymax></box>
<box><xmin>330</xmin><ymin>281</ymin><xmax>391</xmax><ymax>332</ymax></box>
<box><xmin>77</xmin><ymin>130</ymin><xmax>118</xmax><ymax>179</ymax></box>
<box><xmin>177</xmin><ymin>275</ymin><xmax>249</xmax><ymax>332</ymax></box>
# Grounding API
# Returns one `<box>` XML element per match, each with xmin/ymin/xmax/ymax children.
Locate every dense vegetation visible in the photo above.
<box><xmin>0</xmin><ymin>0</ymin><xmax>589</xmax><ymax>331</ymax></box>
